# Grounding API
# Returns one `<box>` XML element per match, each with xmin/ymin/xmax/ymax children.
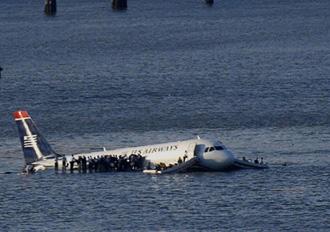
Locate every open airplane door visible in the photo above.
<box><xmin>186</xmin><ymin>143</ymin><xmax>205</xmax><ymax>159</ymax></box>
<box><xmin>193</xmin><ymin>144</ymin><xmax>205</xmax><ymax>157</ymax></box>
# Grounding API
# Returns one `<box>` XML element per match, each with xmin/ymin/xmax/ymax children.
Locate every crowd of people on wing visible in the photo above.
<box><xmin>55</xmin><ymin>154</ymin><xmax>145</xmax><ymax>173</ymax></box>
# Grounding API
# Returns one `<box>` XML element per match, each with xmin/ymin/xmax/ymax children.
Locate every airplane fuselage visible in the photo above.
<box><xmin>33</xmin><ymin>138</ymin><xmax>236</xmax><ymax>171</ymax></box>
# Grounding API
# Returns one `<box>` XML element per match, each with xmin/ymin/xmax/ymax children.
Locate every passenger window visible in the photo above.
<box><xmin>209</xmin><ymin>147</ymin><xmax>215</xmax><ymax>152</ymax></box>
<box><xmin>215</xmin><ymin>146</ymin><xmax>224</xmax><ymax>150</ymax></box>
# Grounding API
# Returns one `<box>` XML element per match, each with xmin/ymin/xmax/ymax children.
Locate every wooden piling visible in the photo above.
<box><xmin>112</xmin><ymin>0</ymin><xmax>127</xmax><ymax>10</ymax></box>
<box><xmin>205</xmin><ymin>0</ymin><xmax>214</xmax><ymax>6</ymax></box>
<box><xmin>44</xmin><ymin>0</ymin><xmax>57</xmax><ymax>16</ymax></box>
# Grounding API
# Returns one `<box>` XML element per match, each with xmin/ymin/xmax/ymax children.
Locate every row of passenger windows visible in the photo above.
<box><xmin>204</xmin><ymin>146</ymin><xmax>224</xmax><ymax>153</ymax></box>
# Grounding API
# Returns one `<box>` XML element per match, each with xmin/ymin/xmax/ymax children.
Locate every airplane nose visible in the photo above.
<box><xmin>198</xmin><ymin>150</ymin><xmax>235</xmax><ymax>170</ymax></box>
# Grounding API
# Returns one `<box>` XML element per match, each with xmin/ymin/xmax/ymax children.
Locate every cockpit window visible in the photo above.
<box><xmin>209</xmin><ymin>147</ymin><xmax>215</xmax><ymax>152</ymax></box>
<box><xmin>204</xmin><ymin>147</ymin><xmax>210</xmax><ymax>152</ymax></box>
<box><xmin>215</xmin><ymin>146</ymin><xmax>224</xmax><ymax>150</ymax></box>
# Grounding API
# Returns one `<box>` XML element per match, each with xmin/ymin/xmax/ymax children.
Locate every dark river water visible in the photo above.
<box><xmin>0</xmin><ymin>0</ymin><xmax>329</xmax><ymax>231</ymax></box>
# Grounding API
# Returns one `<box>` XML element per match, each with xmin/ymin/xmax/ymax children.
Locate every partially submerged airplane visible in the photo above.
<box><xmin>13</xmin><ymin>110</ymin><xmax>268</xmax><ymax>173</ymax></box>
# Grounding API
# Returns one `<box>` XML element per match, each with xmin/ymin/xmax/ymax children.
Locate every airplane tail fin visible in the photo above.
<box><xmin>13</xmin><ymin>110</ymin><xmax>57</xmax><ymax>165</ymax></box>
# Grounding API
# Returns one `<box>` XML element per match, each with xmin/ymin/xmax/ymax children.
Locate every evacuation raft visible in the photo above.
<box><xmin>233</xmin><ymin>159</ymin><xmax>269</xmax><ymax>169</ymax></box>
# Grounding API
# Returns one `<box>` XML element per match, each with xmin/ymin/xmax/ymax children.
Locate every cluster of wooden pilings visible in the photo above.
<box><xmin>44</xmin><ymin>0</ymin><xmax>56</xmax><ymax>15</ymax></box>
<box><xmin>205</xmin><ymin>0</ymin><xmax>214</xmax><ymax>6</ymax></box>
<box><xmin>43</xmin><ymin>0</ymin><xmax>214</xmax><ymax>15</ymax></box>
<box><xmin>112</xmin><ymin>0</ymin><xmax>127</xmax><ymax>10</ymax></box>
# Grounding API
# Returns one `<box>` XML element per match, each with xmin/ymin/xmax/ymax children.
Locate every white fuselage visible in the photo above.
<box><xmin>33</xmin><ymin>138</ymin><xmax>236</xmax><ymax>171</ymax></box>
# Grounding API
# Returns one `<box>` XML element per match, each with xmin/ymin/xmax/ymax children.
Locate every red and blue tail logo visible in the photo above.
<box><xmin>13</xmin><ymin>111</ymin><xmax>55</xmax><ymax>164</ymax></box>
